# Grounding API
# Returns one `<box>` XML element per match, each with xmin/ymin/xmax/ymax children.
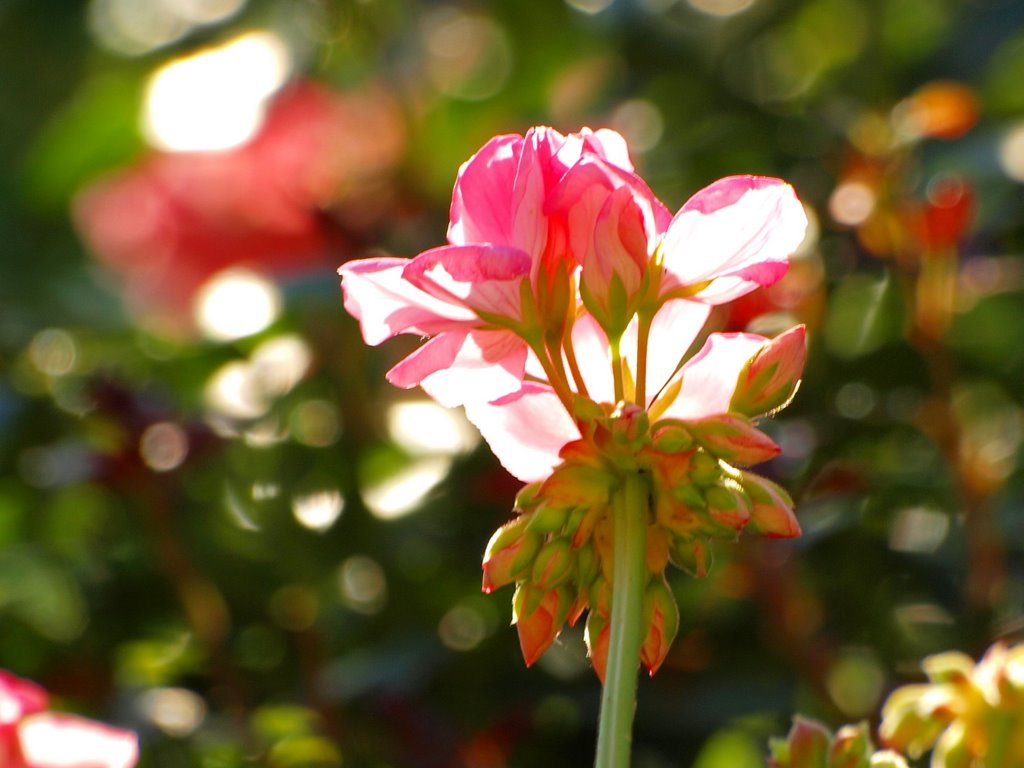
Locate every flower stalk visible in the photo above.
<box><xmin>595</xmin><ymin>471</ymin><xmax>649</xmax><ymax>768</ymax></box>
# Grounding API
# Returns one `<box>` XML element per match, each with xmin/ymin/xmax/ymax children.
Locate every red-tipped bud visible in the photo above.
<box><xmin>531</xmin><ymin>538</ymin><xmax>574</xmax><ymax>590</ymax></box>
<box><xmin>579</xmin><ymin>185</ymin><xmax>652</xmax><ymax>338</ymax></box>
<box><xmin>689</xmin><ymin>451</ymin><xmax>722</xmax><ymax>485</ymax></box>
<box><xmin>730</xmin><ymin>325</ymin><xmax>806</xmax><ymax>418</ymax></box>
<box><xmin>668</xmin><ymin>536</ymin><xmax>712</xmax><ymax>578</ymax></box>
<box><xmin>787</xmin><ymin>716</ymin><xmax>831</xmax><ymax>768</ymax></box>
<box><xmin>703</xmin><ymin>482</ymin><xmax>751</xmax><ymax>534</ymax></box>
<box><xmin>640</xmin><ymin>576</ymin><xmax>679</xmax><ymax>676</ymax></box>
<box><xmin>512</xmin><ymin>583</ymin><xmax>572</xmax><ymax>667</ymax></box>
<box><xmin>739</xmin><ymin>471</ymin><xmax>801</xmax><ymax>538</ymax></box>
<box><xmin>482</xmin><ymin>517</ymin><xmax>540</xmax><ymax>594</ymax></box>
<box><xmin>828</xmin><ymin>722</ymin><xmax>873</xmax><ymax>768</ymax></box>
<box><xmin>683</xmin><ymin>414</ymin><xmax>781</xmax><ymax>466</ymax></box>
<box><xmin>525</xmin><ymin>503</ymin><xmax>571</xmax><ymax>535</ymax></box>
<box><xmin>585</xmin><ymin>610</ymin><xmax>611</xmax><ymax>684</ymax></box>
<box><xmin>541</xmin><ymin>461</ymin><xmax>614</xmax><ymax>508</ymax></box>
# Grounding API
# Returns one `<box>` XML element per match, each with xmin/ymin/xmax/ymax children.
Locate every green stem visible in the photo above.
<box><xmin>595</xmin><ymin>472</ymin><xmax>649</xmax><ymax>768</ymax></box>
<box><xmin>610</xmin><ymin>335</ymin><xmax>625</xmax><ymax>403</ymax></box>
<box><xmin>634</xmin><ymin>312</ymin><xmax>653</xmax><ymax>408</ymax></box>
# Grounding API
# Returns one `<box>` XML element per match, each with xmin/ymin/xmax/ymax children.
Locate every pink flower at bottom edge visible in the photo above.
<box><xmin>18</xmin><ymin>713</ymin><xmax>138</xmax><ymax>768</ymax></box>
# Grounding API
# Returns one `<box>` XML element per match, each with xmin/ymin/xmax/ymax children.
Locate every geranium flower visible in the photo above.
<box><xmin>339</xmin><ymin>125</ymin><xmax>809</xmax><ymax>680</ymax></box>
<box><xmin>0</xmin><ymin>670</ymin><xmax>138</xmax><ymax>768</ymax></box>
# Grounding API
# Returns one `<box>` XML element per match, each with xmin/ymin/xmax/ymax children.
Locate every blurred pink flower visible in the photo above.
<box><xmin>75</xmin><ymin>81</ymin><xmax>404</xmax><ymax>334</ymax></box>
<box><xmin>0</xmin><ymin>670</ymin><xmax>138</xmax><ymax>768</ymax></box>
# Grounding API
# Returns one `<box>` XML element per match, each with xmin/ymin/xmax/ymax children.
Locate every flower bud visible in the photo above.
<box><xmin>575</xmin><ymin>541</ymin><xmax>600</xmax><ymax>591</ymax></box>
<box><xmin>531</xmin><ymin>538</ymin><xmax>574</xmax><ymax>590</ymax></box>
<box><xmin>482</xmin><ymin>517</ymin><xmax>542</xmax><ymax>594</ymax></box>
<box><xmin>922</xmin><ymin>651</ymin><xmax>974</xmax><ymax>686</ymax></box>
<box><xmin>512</xmin><ymin>583</ymin><xmax>572</xmax><ymax>667</ymax></box>
<box><xmin>640</xmin><ymin>576</ymin><xmax>679</xmax><ymax>676</ymax></box>
<box><xmin>878</xmin><ymin>684</ymin><xmax>947</xmax><ymax>758</ymax></box>
<box><xmin>703</xmin><ymin>482</ymin><xmax>751</xmax><ymax>535</ymax></box>
<box><xmin>571</xmin><ymin>503</ymin><xmax>605</xmax><ymax>549</ymax></box>
<box><xmin>526</xmin><ymin>503</ymin><xmax>572</xmax><ymax>535</ymax></box>
<box><xmin>668</xmin><ymin>535</ymin><xmax>712</xmax><ymax>578</ymax></box>
<box><xmin>579</xmin><ymin>185</ymin><xmax>652</xmax><ymax>338</ymax></box>
<box><xmin>829</xmin><ymin>722</ymin><xmax>873</xmax><ymax>768</ymax></box>
<box><xmin>683</xmin><ymin>414</ymin><xmax>781</xmax><ymax>466</ymax></box>
<box><xmin>730</xmin><ymin>325</ymin><xmax>806</xmax><ymax>418</ymax></box>
<box><xmin>739</xmin><ymin>471</ymin><xmax>801</xmax><ymax>538</ymax></box>
<box><xmin>689</xmin><ymin>451</ymin><xmax>721</xmax><ymax>485</ymax></box>
<box><xmin>787</xmin><ymin>716</ymin><xmax>831</xmax><ymax>768</ymax></box>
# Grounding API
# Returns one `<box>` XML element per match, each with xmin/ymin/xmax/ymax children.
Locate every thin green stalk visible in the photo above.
<box><xmin>610</xmin><ymin>335</ymin><xmax>625</xmax><ymax>403</ymax></box>
<box><xmin>634</xmin><ymin>312</ymin><xmax>653</xmax><ymax>408</ymax></box>
<box><xmin>595</xmin><ymin>472</ymin><xmax>648</xmax><ymax>768</ymax></box>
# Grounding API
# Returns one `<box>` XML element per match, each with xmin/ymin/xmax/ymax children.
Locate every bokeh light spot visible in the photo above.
<box><xmin>143</xmin><ymin>31</ymin><xmax>290</xmax><ymax>152</ymax></box>
<box><xmin>250</xmin><ymin>335</ymin><xmax>313</xmax><ymax>398</ymax></box>
<box><xmin>88</xmin><ymin>0</ymin><xmax>247</xmax><ymax>56</ymax></box>
<box><xmin>291</xmin><ymin>490</ymin><xmax>344</xmax><ymax>532</ymax></box>
<box><xmin>998</xmin><ymin>122</ymin><xmax>1024</xmax><ymax>183</ymax></box>
<box><xmin>687</xmin><ymin>0</ymin><xmax>756</xmax><ymax>17</ymax></box>
<box><xmin>290</xmin><ymin>400</ymin><xmax>341</xmax><ymax>448</ymax></box>
<box><xmin>136</xmin><ymin>687</ymin><xmax>207</xmax><ymax>737</ymax></box>
<box><xmin>204</xmin><ymin>361</ymin><xmax>268</xmax><ymax>420</ymax></box>
<box><xmin>338</xmin><ymin>556</ymin><xmax>387</xmax><ymax>615</ymax></box>
<box><xmin>386</xmin><ymin>400</ymin><xmax>479</xmax><ymax>457</ymax></box>
<box><xmin>608</xmin><ymin>99</ymin><xmax>664</xmax><ymax>154</ymax></box>
<box><xmin>438</xmin><ymin>603</ymin><xmax>488</xmax><ymax>651</ymax></box>
<box><xmin>362</xmin><ymin>457</ymin><xmax>452</xmax><ymax>521</ymax></box>
<box><xmin>826</xmin><ymin>648</ymin><xmax>885</xmax><ymax>717</ymax></box>
<box><xmin>564</xmin><ymin>0</ymin><xmax>615</xmax><ymax>13</ymax></box>
<box><xmin>194</xmin><ymin>268</ymin><xmax>281</xmax><ymax>342</ymax></box>
<box><xmin>889</xmin><ymin>506</ymin><xmax>949</xmax><ymax>554</ymax></box>
<box><xmin>28</xmin><ymin>329</ymin><xmax>77</xmax><ymax>377</ymax></box>
<box><xmin>829</xmin><ymin>181</ymin><xmax>875</xmax><ymax>226</ymax></box>
<box><xmin>423</xmin><ymin>8</ymin><xmax>512</xmax><ymax>101</ymax></box>
<box><xmin>834</xmin><ymin>381</ymin><xmax>876</xmax><ymax>420</ymax></box>
<box><xmin>139</xmin><ymin>421</ymin><xmax>190</xmax><ymax>472</ymax></box>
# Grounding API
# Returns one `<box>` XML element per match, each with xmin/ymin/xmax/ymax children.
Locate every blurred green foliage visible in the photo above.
<box><xmin>2</xmin><ymin>0</ymin><xmax>1024</xmax><ymax>766</ymax></box>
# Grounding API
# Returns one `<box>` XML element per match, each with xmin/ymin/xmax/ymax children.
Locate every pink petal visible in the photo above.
<box><xmin>631</xmin><ymin>299</ymin><xmax>711</xmax><ymax>405</ymax></box>
<box><xmin>403</xmin><ymin>245</ymin><xmax>531</xmax><ymax>321</ymax></box>
<box><xmin>659</xmin><ymin>176</ymin><xmax>807</xmax><ymax>304</ymax></box>
<box><xmin>570</xmin><ymin>314</ymin><xmax>614</xmax><ymax>404</ymax></box>
<box><xmin>656</xmin><ymin>332</ymin><xmax>767</xmax><ymax>421</ymax></box>
<box><xmin>0</xmin><ymin>672</ymin><xmax>48</xmax><ymax>726</ymax></box>
<box><xmin>339</xmin><ymin>257</ymin><xmax>476</xmax><ymax>345</ymax></box>
<box><xmin>18</xmin><ymin>713</ymin><xmax>138</xmax><ymax>768</ymax></box>
<box><xmin>387</xmin><ymin>329</ymin><xmax>528</xmax><ymax>407</ymax></box>
<box><xmin>448</xmin><ymin>134</ymin><xmax>523</xmax><ymax>247</ymax></box>
<box><xmin>464</xmin><ymin>384</ymin><xmax>580</xmax><ymax>483</ymax></box>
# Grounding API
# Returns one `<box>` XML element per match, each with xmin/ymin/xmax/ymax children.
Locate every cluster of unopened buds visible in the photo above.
<box><xmin>340</xmin><ymin>125</ymin><xmax>808</xmax><ymax>680</ymax></box>
<box><xmin>771</xmin><ymin>640</ymin><xmax>1024</xmax><ymax>768</ymax></box>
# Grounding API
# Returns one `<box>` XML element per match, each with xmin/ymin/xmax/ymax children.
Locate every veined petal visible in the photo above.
<box><xmin>656</xmin><ymin>332</ymin><xmax>767</xmax><ymax>421</ymax></box>
<box><xmin>339</xmin><ymin>257</ymin><xmax>476</xmax><ymax>345</ymax></box>
<box><xmin>464</xmin><ymin>384</ymin><xmax>580</xmax><ymax>483</ymax></box>
<box><xmin>18</xmin><ymin>712</ymin><xmax>138</xmax><ymax>768</ymax></box>
<box><xmin>659</xmin><ymin>176</ymin><xmax>807</xmax><ymax>304</ymax></box>
<box><xmin>387</xmin><ymin>329</ymin><xmax>528</xmax><ymax>407</ymax></box>
<box><xmin>630</xmin><ymin>299</ymin><xmax>712</xmax><ymax>406</ymax></box>
<box><xmin>403</xmin><ymin>244</ymin><xmax>531</xmax><ymax>321</ymax></box>
<box><xmin>448</xmin><ymin>134</ymin><xmax>523</xmax><ymax>247</ymax></box>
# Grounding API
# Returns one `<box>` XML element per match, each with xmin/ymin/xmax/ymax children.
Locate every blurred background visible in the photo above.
<box><xmin>2</xmin><ymin>0</ymin><xmax>1024</xmax><ymax>765</ymax></box>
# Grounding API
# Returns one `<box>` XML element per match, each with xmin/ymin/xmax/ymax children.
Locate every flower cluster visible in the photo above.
<box><xmin>0</xmin><ymin>670</ymin><xmax>138</xmax><ymax>768</ymax></box>
<box><xmin>880</xmin><ymin>641</ymin><xmax>1024</xmax><ymax>766</ymax></box>
<box><xmin>339</xmin><ymin>126</ymin><xmax>808</xmax><ymax>677</ymax></box>
<box><xmin>769</xmin><ymin>717</ymin><xmax>909</xmax><ymax>768</ymax></box>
